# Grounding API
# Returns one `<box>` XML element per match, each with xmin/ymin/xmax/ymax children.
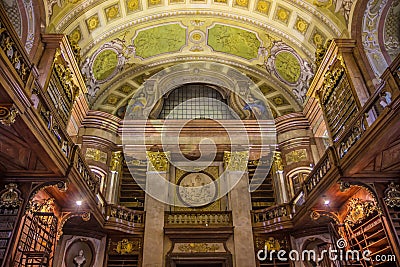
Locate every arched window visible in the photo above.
<box><xmin>158</xmin><ymin>84</ymin><xmax>235</xmax><ymax>120</ymax></box>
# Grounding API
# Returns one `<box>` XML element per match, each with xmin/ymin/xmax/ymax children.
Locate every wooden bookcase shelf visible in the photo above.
<box><xmin>346</xmin><ymin>214</ymin><xmax>395</xmax><ymax>267</ymax></box>
<box><xmin>0</xmin><ymin>206</ymin><xmax>19</xmax><ymax>265</ymax></box>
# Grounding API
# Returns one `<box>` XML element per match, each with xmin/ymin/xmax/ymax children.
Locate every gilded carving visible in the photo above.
<box><xmin>54</xmin><ymin>63</ymin><xmax>78</xmax><ymax>102</ymax></box>
<box><xmin>223</xmin><ymin>151</ymin><xmax>249</xmax><ymax>171</ymax></box>
<box><xmin>285</xmin><ymin>149</ymin><xmax>307</xmax><ymax>165</ymax></box>
<box><xmin>178</xmin><ymin>243</ymin><xmax>220</xmax><ymax>253</ymax></box>
<box><xmin>320</xmin><ymin>65</ymin><xmax>345</xmax><ymax>104</ymax></box>
<box><xmin>146</xmin><ymin>151</ymin><xmax>170</xmax><ymax>171</ymax></box>
<box><xmin>344</xmin><ymin>198</ymin><xmax>376</xmax><ymax>226</ymax></box>
<box><xmin>274</xmin><ymin>52</ymin><xmax>301</xmax><ymax>83</ymax></box>
<box><xmin>0</xmin><ymin>105</ymin><xmax>19</xmax><ymax>126</ymax></box>
<box><xmin>235</xmin><ymin>0</ymin><xmax>248</xmax><ymax>7</ymax></box>
<box><xmin>0</xmin><ymin>183</ymin><xmax>22</xmax><ymax>207</ymax></box>
<box><xmin>110</xmin><ymin>151</ymin><xmax>123</xmax><ymax>172</ymax></box>
<box><xmin>272</xmin><ymin>151</ymin><xmax>284</xmax><ymax>172</ymax></box>
<box><xmin>114</xmin><ymin>239</ymin><xmax>141</xmax><ymax>254</ymax></box>
<box><xmin>384</xmin><ymin>182</ymin><xmax>400</xmax><ymax>208</ymax></box>
<box><xmin>85</xmin><ymin>148</ymin><xmax>107</xmax><ymax>164</ymax></box>
<box><xmin>30</xmin><ymin>198</ymin><xmax>55</xmax><ymax>213</ymax></box>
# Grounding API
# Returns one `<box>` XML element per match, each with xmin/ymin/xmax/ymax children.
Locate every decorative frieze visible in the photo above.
<box><xmin>108</xmin><ymin>238</ymin><xmax>142</xmax><ymax>255</ymax></box>
<box><xmin>85</xmin><ymin>148</ymin><xmax>107</xmax><ymax>164</ymax></box>
<box><xmin>285</xmin><ymin>149</ymin><xmax>307</xmax><ymax>165</ymax></box>
<box><xmin>178</xmin><ymin>243</ymin><xmax>220</xmax><ymax>253</ymax></box>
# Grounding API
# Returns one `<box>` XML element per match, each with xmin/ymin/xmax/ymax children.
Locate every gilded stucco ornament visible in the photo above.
<box><xmin>384</xmin><ymin>182</ymin><xmax>400</xmax><ymax>208</ymax></box>
<box><xmin>264</xmin><ymin>41</ymin><xmax>314</xmax><ymax>103</ymax></box>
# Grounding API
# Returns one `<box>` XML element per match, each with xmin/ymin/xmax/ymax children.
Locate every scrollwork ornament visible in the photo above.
<box><xmin>344</xmin><ymin>198</ymin><xmax>376</xmax><ymax>226</ymax></box>
<box><xmin>0</xmin><ymin>105</ymin><xmax>19</xmax><ymax>126</ymax></box>
<box><xmin>384</xmin><ymin>182</ymin><xmax>400</xmax><ymax>208</ymax></box>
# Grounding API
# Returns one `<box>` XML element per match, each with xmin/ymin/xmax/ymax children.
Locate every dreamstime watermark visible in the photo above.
<box><xmin>257</xmin><ymin>238</ymin><xmax>396</xmax><ymax>263</ymax></box>
<box><xmin>121</xmin><ymin>62</ymin><xmax>277</xmax><ymax>207</ymax></box>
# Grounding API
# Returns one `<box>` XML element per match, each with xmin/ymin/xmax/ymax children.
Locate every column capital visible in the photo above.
<box><xmin>146</xmin><ymin>151</ymin><xmax>170</xmax><ymax>172</ymax></box>
<box><xmin>223</xmin><ymin>151</ymin><xmax>248</xmax><ymax>171</ymax></box>
<box><xmin>272</xmin><ymin>151</ymin><xmax>284</xmax><ymax>172</ymax></box>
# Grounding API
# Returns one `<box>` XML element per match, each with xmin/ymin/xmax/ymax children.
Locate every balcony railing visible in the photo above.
<box><xmin>165</xmin><ymin>211</ymin><xmax>232</xmax><ymax>226</ymax></box>
<box><xmin>104</xmin><ymin>204</ymin><xmax>145</xmax><ymax>233</ymax></box>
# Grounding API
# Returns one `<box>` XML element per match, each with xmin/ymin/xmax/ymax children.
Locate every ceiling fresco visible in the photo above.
<box><xmin>44</xmin><ymin>0</ymin><xmax>356</xmax><ymax>117</ymax></box>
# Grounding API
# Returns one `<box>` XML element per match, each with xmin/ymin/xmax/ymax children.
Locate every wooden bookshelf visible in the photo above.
<box><xmin>0</xmin><ymin>206</ymin><xmax>19</xmax><ymax>266</ymax></box>
<box><xmin>346</xmin><ymin>214</ymin><xmax>395</xmax><ymax>267</ymax></box>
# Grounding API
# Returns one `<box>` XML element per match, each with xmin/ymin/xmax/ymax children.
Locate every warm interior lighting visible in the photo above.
<box><xmin>323</xmin><ymin>199</ymin><xmax>330</xmax><ymax>205</ymax></box>
<box><xmin>76</xmin><ymin>200</ymin><xmax>83</xmax><ymax>206</ymax></box>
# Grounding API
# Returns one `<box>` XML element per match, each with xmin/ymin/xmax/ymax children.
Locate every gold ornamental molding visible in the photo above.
<box><xmin>178</xmin><ymin>243</ymin><xmax>220</xmax><ymax>253</ymax></box>
<box><xmin>384</xmin><ymin>182</ymin><xmax>400</xmax><ymax>208</ymax></box>
<box><xmin>146</xmin><ymin>151</ymin><xmax>170</xmax><ymax>172</ymax></box>
<box><xmin>223</xmin><ymin>151</ymin><xmax>249</xmax><ymax>171</ymax></box>
<box><xmin>0</xmin><ymin>104</ymin><xmax>19</xmax><ymax>126</ymax></box>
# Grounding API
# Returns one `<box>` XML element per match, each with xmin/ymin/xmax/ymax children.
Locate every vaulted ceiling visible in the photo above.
<box><xmin>44</xmin><ymin>0</ymin><xmax>353</xmax><ymax>117</ymax></box>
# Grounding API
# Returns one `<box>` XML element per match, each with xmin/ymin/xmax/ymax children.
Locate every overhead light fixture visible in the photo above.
<box><xmin>324</xmin><ymin>199</ymin><xmax>330</xmax><ymax>205</ymax></box>
<box><xmin>76</xmin><ymin>200</ymin><xmax>83</xmax><ymax>206</ymax></box>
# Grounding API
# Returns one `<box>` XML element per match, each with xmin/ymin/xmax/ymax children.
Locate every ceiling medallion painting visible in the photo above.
<box><xmin>207</xmin><ymin>24</ymin><xmax>261</xmax><ymax>60</ymax></box>
<box><xmin>82</xmin><ymin>39</ymin><xmax>134</xmax><ymax>97</ymax></box>
<box><xmin>133</xmin><ymin>23</ymin><xmax>187</xmax><ymax>59</ymax></box>
<box><xmin>264</xmin><ymin>41</ymin><xmax>314</xmax><ymax>103</ymax></box>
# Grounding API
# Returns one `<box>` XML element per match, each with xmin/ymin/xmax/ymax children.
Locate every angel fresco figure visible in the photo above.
<box><xmin>126</xmin><ymin>93</ymin><xmax>147</xmax><ymax>119</ymax></box>
<box><xmin>243</xmin><ymin>95</ymin><xmax>268</xmax><ymax>119</ymax></box>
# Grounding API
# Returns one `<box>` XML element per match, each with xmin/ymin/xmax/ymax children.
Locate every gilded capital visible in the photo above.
<box><xmin>110</xmin><ymin>151</ymin><xmax>123</xmax><ymax>172</ymax></box>
<box><xmin>272</xmin><ymin>151</ymin><xmax>284</xmax><ymax>172</ymax></box>
<box><xmin>223</xmin><ymin>151</ymin><xmax>248</xmax><ymax>171</ymax></box>
<box><xmin>146</xmin><ymin>151</ymin><xmax>170</xmax><ymax>172</ymax></box>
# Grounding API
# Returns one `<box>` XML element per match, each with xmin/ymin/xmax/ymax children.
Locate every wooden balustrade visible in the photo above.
<box><xmin>106</xmin><ymin>204</ymin><xmax>145</xmax><ymax>224</ymax></box>
<box><xmin>251</xmin><ymin>204</ymin><xmax>292</xmax><ymax>224</ymax></box>
<box><xmin>165</xmin><ymin>211</ymin><xmax>232</xmax><ymax>226</ymax></box>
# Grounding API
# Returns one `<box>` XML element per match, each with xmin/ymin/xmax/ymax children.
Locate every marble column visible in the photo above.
<box><xmin>224</xmin><ymin>151</ymin><xmax>256</xmax><ymax>267</ymax></box>
<box><xmin>142</xmin><ymin>151</ymin><xmax>169</xmax><ymax>267</ymax></box>
<box><xmin>106</xmin><ymin>151</ymin><xmax>122</xmax><ymax>204</ymax></box>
